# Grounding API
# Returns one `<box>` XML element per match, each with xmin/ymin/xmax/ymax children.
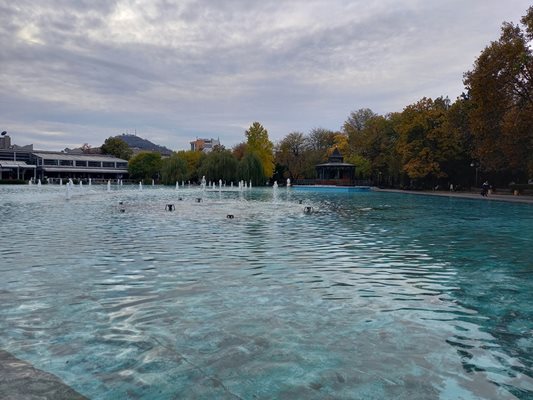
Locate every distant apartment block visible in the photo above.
<box><xmin>190</xmin><ymin>138</ymin><xmax>220</xmax><ymax>153</ymax></box>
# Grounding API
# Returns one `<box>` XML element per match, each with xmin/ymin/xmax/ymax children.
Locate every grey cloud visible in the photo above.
<box><xmin>0</xmin><ymin>0</ymin><xmax>531</xmax><ymax>151</ymax></box>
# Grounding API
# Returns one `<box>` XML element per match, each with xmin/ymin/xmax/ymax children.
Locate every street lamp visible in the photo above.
<box><xmin>470</xmin><ymin>161</ymin><xmax>479</xmax><ymax>187</ymax></box>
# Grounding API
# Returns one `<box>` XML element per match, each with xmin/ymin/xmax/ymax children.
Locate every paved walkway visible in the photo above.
<box><xmin>0</xmin><ymin>350</ymin><xmax>87</xmax><ymax>400</ymax></box>
<box><xmin>373</xmin><ymin>188</ymin><xmax>533</xmax><ymax>205</ymax></box>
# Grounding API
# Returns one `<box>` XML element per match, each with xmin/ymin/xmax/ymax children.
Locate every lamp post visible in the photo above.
<box><xmin>470</xmin><ymin>162</ymin><xmax>479</xmax><ymax>188</ymax></box>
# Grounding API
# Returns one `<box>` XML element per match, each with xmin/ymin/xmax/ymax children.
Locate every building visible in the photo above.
<box><xmin>190</xmin><ymin>138</ymin><xmax>220</xmax><ymax>153</ymax></box>
<box><xmin>315</xmin><ymin>148</ymin><xmax>356</xmax><ymax>185</ymax></box>
<box><xmin>0</xmin><ymin>148</ymin><xmax>128</xmax><ymax>182</ymax></box>
<box><xmin>31</xmin><ymin>152</ymin><xmax>128</xmax><ymax>181</ymax></box>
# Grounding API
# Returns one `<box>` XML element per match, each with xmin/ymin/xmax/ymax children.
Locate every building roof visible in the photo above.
<box><xmin>42</xmin><ymin>167</ymin><xmax>128</xmax><ymax>173</ymax></box>
<box><xmin>0</xmin><ymin>161</ymin><xmax>36</xmax><ymax>168</ymax></box>
<box><xmin>315</xmin><ymin>162</ymin><xmax>355</xmax><ymax>168</ymax></box>
<box><xmin>32</xmin><ymin>152</ymin><xmax>127</xmax><ymax>163</ymax></box>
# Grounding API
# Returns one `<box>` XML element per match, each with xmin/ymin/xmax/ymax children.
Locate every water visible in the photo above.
<box><xmin>0</xmin><ymin>185</ymin><xmax>532</xmax><ymax>399</ymax></box>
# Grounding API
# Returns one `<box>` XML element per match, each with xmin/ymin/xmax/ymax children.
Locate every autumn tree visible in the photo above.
<box><xmin>175</xmin><ymin>150</ymin><xmax>205</xmax><ymax>181</ymax></box>
<box><xmin>245</xmin><ymin>122</ymin><xmax>274</xmax><ymax>178</ymax></box>
<box><xmin>101</xmin><ymin>136</ymin><xmax>133</xmax><ymax>160</ymax></box>
<box><xmin>394</xmin><ymin>97</ymin><xmax>461</xmax><ymax>183</ymax></box>
<box><xmin>276</xmin><ymin>132</ymin><xmax>307</xmax><ymax>180</ymax></box>
<box><xmin>464</xmin><ymin>6</ymin><xmax>533</xmax><ymax>178</ymax></box>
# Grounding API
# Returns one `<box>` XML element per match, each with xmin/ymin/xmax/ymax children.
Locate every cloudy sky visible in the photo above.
<box><xmin>1</xmin><ymin>0</ymin><xmax>530</xmax><ymax>151</ymax></box>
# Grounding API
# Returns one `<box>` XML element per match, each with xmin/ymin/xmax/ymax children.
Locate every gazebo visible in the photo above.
<box><xmin>315</xmin><ymin>148</ymin><xmax>355</xmax><ymax>186</ymax></box>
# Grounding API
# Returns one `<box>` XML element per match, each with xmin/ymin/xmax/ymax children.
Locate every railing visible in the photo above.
<box><xmin>294</xmin><ymin>179</ymin><xmax>372</xmax><ymax>186</ymax></box>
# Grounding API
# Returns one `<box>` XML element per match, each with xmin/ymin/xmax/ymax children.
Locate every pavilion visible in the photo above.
<box><xmin>315</xmin><ymin>148</ymin><xmax>356</xmax><ymax>186</ymax></box>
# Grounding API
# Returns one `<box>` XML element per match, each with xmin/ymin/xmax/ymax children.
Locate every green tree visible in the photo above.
<box><xmin>128</xmin><ymin>152</ymin><xmax>162</xmax><ymax>182</ymax></box>
<box><xmin>101</xmin><ymin>136</ymin><xmax>133</xmax><ymax>160</ymax></box>
<box><xmin>161</xmin><ymin>153</ymin><xmax>188</xmax><ymax>185</ymax></box>
<box><xmin>197</xmin><ymin>148</ymin><xmax>238</xmax><ymax>183</ymax></box>
<box><xmin>245</xmin><ymin>122</ymin><xmax>274</xmax><ymax>178</ymax></box>
<box><xmin>238</xmin><ymin>153</ymin><xmax>265</xmax><ymax>185</ymax></box>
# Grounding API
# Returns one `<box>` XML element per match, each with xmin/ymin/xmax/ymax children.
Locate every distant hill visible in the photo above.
<box><xmin>116</xmin><ymin>134</ymin><xmax>173</xmax><ymax>156</ymax></box>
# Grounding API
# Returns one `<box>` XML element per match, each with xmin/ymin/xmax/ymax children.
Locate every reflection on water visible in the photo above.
<box><xmin>0</xmin><ymin>185</ymin><xmax>532</xmax><ymax>399</ymax></box>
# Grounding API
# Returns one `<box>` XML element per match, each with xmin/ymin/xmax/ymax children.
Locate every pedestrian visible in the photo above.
<box><xmin>481</xmin><ymin>181</ymin><xmax>489</xmax><ymax>197</ymax></box>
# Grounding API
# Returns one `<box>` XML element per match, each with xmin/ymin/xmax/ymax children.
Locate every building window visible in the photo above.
<box><xmin>116</xmin><ymin>162</ymin><xmax>127</xmax><ymax>168</ymax></box>
<box><xmin>60</xmin><ymin>160</ymin><xmax>73</xmax><ymax>166</ymax></box>
<box><xmin>88</xmin><ymin>161</ymin><xmax>101</xmax><ymax>167</ymax></box>
<box><xmin>76</xmin><ymin>161</ymin><xmax>87</xmax><ymax>167</ymax></box>
<box><xmin>44</xmin><ymin>159</ymin><xmax>58</xmax><ymax>166</ymax></box>
<box><xmin>102</xmin><ymin>162</ymin><xmax>114</xmax><ymax>168</ymax></box>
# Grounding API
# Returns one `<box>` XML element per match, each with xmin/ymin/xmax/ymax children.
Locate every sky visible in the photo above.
<box><xmin>1</xmin><ymin>0</ymin><xmax>531</xmax><ymax>151</ymax></box>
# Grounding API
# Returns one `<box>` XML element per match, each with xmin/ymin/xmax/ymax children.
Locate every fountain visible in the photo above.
<box><xmin>201</xmin><ymin>176</ymin><xmax>206</xmax><ymax>190</ymax></box>
<box><xmin>176</xmin><ymin>181</ymin><xmax>179</xmax><ymax>191</ymax></box>
<box><xmin>66</xmin><ymin>181</ymin><xmax>72</xmax><ymax>200</ymax></box>
<box><xmin>28</xmin><ymin>179</ymin><xmax>33</xmax><ymax>185</ymax></box>
<box><xmin>60</xmin><ymin>178</ymin><xmax>63</xmax><ymax>186</ymax></box>
<box><xmin>249</xmin><ymin>180</ymin><xmax>252</xmax><ymax>189</ymax></box>
<box><xmin>37</xmin><ymin>179</ymin><xmax>41</xmax><ymax>187</ymax></box>
<box><xmin>107</xmin><ymin>180</ymin><xmax>111</xmax><ymax>192</ymax></box>
<box><xmin>89</xmin><ymin>178</ymin><xmax>92</xmax><ymax>187</ymax></box>
<box><xmin>139</xmin><ymin>182</ymin><xmax>143</xmax><ymax>191</ymax></box>
<box><xmin>287</xmin><ymin>178</ymin><xmax>291</xmax><ymax>187</ymax></box>
<box><xmin>152</xmin><ymin>179</ymin><xmax>155</xmax><ymax>186</ymax></box>
<box><xmin>219</xmin><ymin>179</ymin><xmax>222</xmax><ymax>191</ymax></box>
<box><xmin>273</xmin><ymin>181</ymin><xmax>279</xmax><ymax>202</ymax></box>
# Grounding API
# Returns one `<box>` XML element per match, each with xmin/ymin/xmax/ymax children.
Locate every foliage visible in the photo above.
<box><xmin>176</xmin><ymin>150</ymin><xmax>205</xmax><ymax>181</ymax></box>
<box><xmin>245</xmin><ymin>122</ymin><xmax>275</xmax><ymax>178</ymax></box>
<box><xmin>464</xmin><ymin>6</ymin><xmax>533</xmax><ymax>178</ymax></box>
<box><xmin>160</xmin><ymin>153</ymin><xmax>188</xmax><ymax>185</ymax></box>
<box><xmin>128</xmin><ymin>152</ymin><xmax>162</xmax><ymax>182</ymax></box>
<box><xmin>275</xmin><ymin>132</ymin><xmax>307</xmax><ymax>180</ymax></box>
<box><xmin>197</xmin><ymin>148</ymin><xmax>238</xmax><ymax>182</ymax></box>
<box><xmin>101</xmin><ymin>137</ymin><xmax>133</xmax><ymax>160</ymax></box>
<box><xmin>238</xmin><ymin>153</ymin><xmax>266</xmax><ymax>185</ymax></box>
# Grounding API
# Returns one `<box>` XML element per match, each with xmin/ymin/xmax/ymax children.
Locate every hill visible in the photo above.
<box><xmin>117</xmin><ymin>134</ymin><xmax>173</xmax><ymax>156</ymax></box>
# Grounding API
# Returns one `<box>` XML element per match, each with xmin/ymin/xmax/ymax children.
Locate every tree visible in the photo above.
<box><xmin>232</xmin><ymin>142</ymin><xmax>247</xmax><ymax>161</ymax></box>
<box><xmin>128</xmin><ymin>152</ymin><xmax>162</xmax><ymax>182</ymax></box>
<box><xmin>197</xmin><ymin>147</ymin><xmax>238</xmax><ymax>182</ymax></box>
<box><xmin>238</xmin><ymin>152</ymin><xmax>265</xmax><ymax>185</ymax></box>
<box><xmin>175</xmin><ymin>150</ymin><xmax>205</xmax><ymax>182</ymax></box>
<box><xmin>80</xmin><ymin>143</ymin><xmax>92</xmax><ymax>153</ymax></box>
<box><xmin>276</xmin><ymin>132</ymin><xmax>307</xmax><ymax>180</ymax></box>
<box><xmin>306</xmin><ymin>127</ymin><xmax>336</xmax><ymax>153</ymax></box>
<box><xmin>245</xmin><ymin>122</ymin><xmax>274</xmax><ymax>178</ymax></box>
<box><xmin>101</xmin><ymin>137</ymin><xmax>133</xmax><ymax>160</ymax></box>
<box><xmin>394</xmin><ymin>97</ymin><xmax>461</xmax><ymax>183</ymax></box>
<box><xmin>464</xmin><ymin>7</ymin><xmax>533</xmax><ymax>178</ymax></box>
<box><xmin>161</xmin><ymin>153</ymin><xmax>188</xmax><ymax>185</ymax></box>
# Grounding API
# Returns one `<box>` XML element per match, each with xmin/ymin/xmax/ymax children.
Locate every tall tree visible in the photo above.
<box><xmin>395</xmin><ymin>97</ymin><xmax>461</xmax><ymax>182</ymax></box>
<box><xmin>464</xmin><ymin>7</ymin><xmax>533</xmax><ymax>178</ymax></box>
<box><xmin>245</xmin><ymin>122</ymin><xmax>274</xmax><ymax>178</ymax></box>
<box><xmin>276</xmin><ymin>132</ymin><xmax>307</xmax><ymax>180</ymax></box>
<box><xmin>101</xmin><ymin>137</ymin><xmax>133</xmax><ymax>160</ymax></box>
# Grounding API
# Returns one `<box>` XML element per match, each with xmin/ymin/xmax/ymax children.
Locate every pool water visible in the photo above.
<box><xmin>0</xmin><ymin>185</ymin><xmax>532</xmax><ymax>399</ymax></box>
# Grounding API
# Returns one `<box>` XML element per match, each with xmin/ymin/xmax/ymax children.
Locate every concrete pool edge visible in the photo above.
<box><xmin>373</xmin><ymin>188</ymin><xmax>533</xmax><ymax>204</ymax></box>
<box><xmin>0</xmin><ymin>349</ymin><xmax>88</xmax><ymax>400</ymax></box>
